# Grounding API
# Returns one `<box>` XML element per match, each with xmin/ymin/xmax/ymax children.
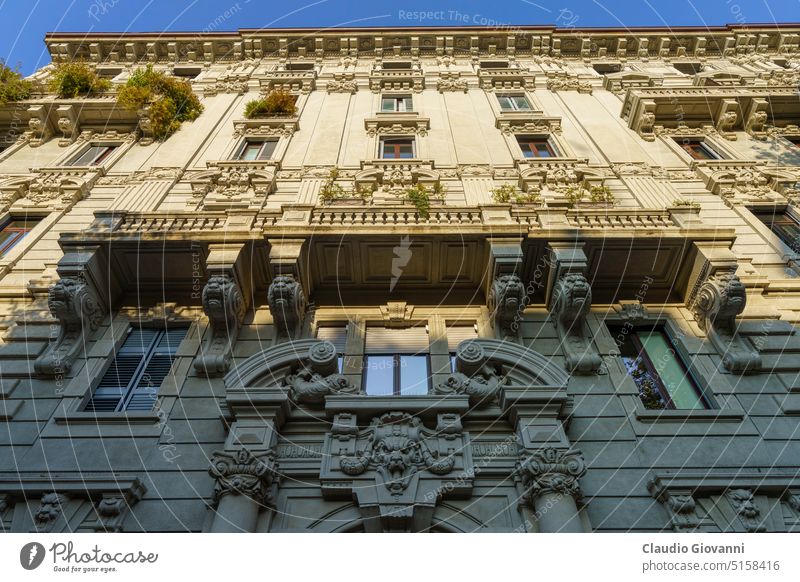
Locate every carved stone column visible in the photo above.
<box><xmin>515</xmin><ymin>447</ymin><xmax>587</xmax><ymax>533</ymax></box>
<box><xmin>208</xmin><ymin>448</ymin><xmax>280</xmax><ymax>533</ymax></box>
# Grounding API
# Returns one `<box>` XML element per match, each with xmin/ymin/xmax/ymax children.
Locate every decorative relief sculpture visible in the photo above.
<box><xmin>94</xmin><ymin>484</ymin><xmax>145</xmax><ymax>533</ymax></box>
<box><xmin>691</xmin><ymin>272</ymin><xmax>761</xmax><ymax>373</ymax></box>
<box><xmin>648</xmin><ymin>480</ymin><xmax>700</xmax><ymax>531</ymax></box>
<box><xmin>284</xmin><ymin>341</ymin><xmax>356</xmax><ymax>404</ymax></box>
<box><xmin>551</xmin><ymin>273</ymin><xmax>602</xmax><ymax>374</ymax></box>
<box><xmin>726</xmin><ymin>488</ymin><xmax>764</xmax><ymax>532</ymax></box>
<box><xmin>209</xmin><ymin>448</ymin><xmax>280</xmax><ymax>507</ymax></box>
<box><xmin>34</xmin><ymin>493</ymin><xmax>64</xmax><ymax>531</ymax></box>
<box><xmin>195</xmin><ymin>274</ymin><xmax>246</xmax><ymax>375</ymax></box>
<box><xmin>514</xmin><ymin>447</ymin><xmax>587</xmax><ymax>502</ymax></box>
<box><xmin>436</xmin><ymin>340</ymin><xmax>506</xmax><ymax>407</ymax></box>
<box><xmin>546</xmin><ymin>74</ymin><xmax>593</xmax><ymax>94</ymax></box>
<box><xmin>34</xmin><ymin>276</ymin><xmax>106</xmax><ymax>376</ymax></box>
<box><xmin>267</xmin><ymin>275</ymin><xmax>306</xmax><ymax>338</ymax></box>
<box><xmin>488</xmin><ymin>274</ymin><xmax>526</xmax><ymax>338</ymax></box>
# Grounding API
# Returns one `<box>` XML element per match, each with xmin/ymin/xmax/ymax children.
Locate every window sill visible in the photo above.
<box><xmin>635</xmin><ymin>408</ymin><xmax>744</xmax><ymax>423</ymax></box>
<box><xmin>54</xmin><ymin>411</ymin><xmax>161</xmax><ymax>425</ymax></box>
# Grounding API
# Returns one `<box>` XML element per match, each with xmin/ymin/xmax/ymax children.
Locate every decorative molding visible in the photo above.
<box><xmin>726</xmin><ymin>488</ymin><xmax>765</xmax><ymax>532</ymax></box>
<box><xmin>326</xmin><ymin>73</ymin><xmax>358</xmax><ymax>93</ymax></box>
<box><xmin>435</xmin><ymin>72</ymin><xmax>468</xmax><ymax>93</ymax></box>
<box><xmin>364</xmin><ymin>115</ymin><xmax>430</xmax><ymax>137</ymax></box>
<box><xmin>283</xmin><ymin>340</ymin><xmax>356</xmax><ymax>404</ymax></box>
<box><xmin>436</xmin><ymin>340</ymin><xmax>507</xmax><ymax>408</ymax></box>
<box><xmin>496</xmin><ymin>115</ymin><xmax>562</xmax><ymax>135</ymax></box>
<box><xmin>189</xmin><ymin>161</ymin><xmax>277</xmax><ymax>209</ymax></box>
<box><xmin>379</xmin><ymin>301</ymin><xmax>415</xmax><ymax>324</ymax></box>
<box><xmin>232</xmin><ymin>117</ymin><xmax>298</xmax><ymax>138</ymax></box>
<box><xmin>690</xmin><ymin>271</ymin><xmax>761</xmax><ymax>374</ymax></box>
<box><xmin>546</xmin><ymin>73</ymin><xmax>593</xmax><ymax>94</ymax></box>
<box><xmin>551</xmin><ymin>273</ymin><xmax>602</xmax><ymax>374</ymax></box>
<box><xmin>33</xmin><ymin>492</ymin><xmax>64</xmax><ymax>532</ymax></box>
<box><xmin>648</xmin><ymin>480</ymin><xmax>700</xmax><ymax>531</ymax></box>
<box><xmin>209</xmin><ymin>448</ymin><xmax>280</xmax><ymax>507</ymax></box>
<box><xmin>94</xmin><ymin>483</ymin><xmax>146</xmax><ymax>532</ymax></box>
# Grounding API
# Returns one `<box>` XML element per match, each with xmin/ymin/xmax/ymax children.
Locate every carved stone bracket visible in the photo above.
<box><xmin>547</xmin><ymin>243</ymin><xmax>602</xmax><ymax>375</ymax></box>
<box><xmin>714</xmin><ymin>98</ymin><xmax>740</xmax><ymax>140</ymax></box>
<box><xmin>283</xmin><ymin>341</ymin><xmax>356</xmax><ymax>404</ymax></box>
<box><xmin>320</xmin><ymin>411</ymin><xmax>471</xmax><ymax>532</ymax></box>
<box><xmin>34</xmin><ymin>492</ymin><xmax>64</xmax><ymax>532</ymax></box>
<box><xmin>648</xmin><ymin>480</ymin><xmax>700</xmax><ymax>531</ymax></box>
<box><xmin>436</xmin><ymin>340</ymin><xmax>507</xmax><ymax>408</ymax></box>
<box><xmin>209</xmin><ymin>448</ymin><xmax>280</xmax><ymax>507</ymax></box>
<box><xmin>489</xmin><ymin>274</ymin><xmax>526</xmax><ymax>339</ymax></box>
<box><xmin>34</xmin><ymin>275</ymin><xmax>106</xmax><ymax>376</ymax></box>
<box><xmin>726</xmin><ymin>488</ymin><xmax>765</xmax><ymax>532</ymax></box>
<box><xmin>195</xmin><ymin>274</ymin><xmax>246</xmax><ymax>375</ymax></box>
<box><xmin>93</xmin><ymin>483</ymin><xmax>146</xmax><ymax>532</ymax></box>
<box><xmin>268</xmin><ymin>275</ymin><xmax>306</xmax><ymax>338</ymax></box>
<box><xmin>690</xmin><ymin>270</ymin><xmax>761</xmax><ymax>374</ymax></box>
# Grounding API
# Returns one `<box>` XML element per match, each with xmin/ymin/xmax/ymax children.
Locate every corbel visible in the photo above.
<box><xmin>714</xmin><ymin>99</ymin><xmax>740</xmax><ymax>140</ymax></box>
<box><xmin>744</xmin><ymin>98</ymin><xmax>769</xmax><ymax>139</ymax></box>
<box><xmin>34</xmin><ymin>245</ymin><xmax>115</xmax><ymax>376</ymax></box>
<box><xmin>545</xmin><ymin>242</ymin><xmax>602</xmax><ymax>375</ymax></box>
<box><xmin>485</xmin><ymin>238</ymin><xmax>525</xmax><ymax>340</ymax></box>
<box><xmin>648</xmin><ymin>479</ymin><xmax>700</xmax><ymax>531</ymax></box>
<box><xmin>25</xmin><ymin>104</ymin><xmax>53</xmax><ymax>147</ymax></box>
<box><xmin>686</xmin><ymin>243</ymin><xmax>761</xmax><ymax>374</ymax></box>
<box><xmin>56</xmin><ymin>105</ymin><xmax>79</xmax><ymax>146</ymax></box>
<box><xmin>266</xmin><ymin>238</ymin><xmax>308</xmax><ymax>339</ymax></box>
<box><xmin>194</xmin><ymin>243</ymin><xmax>252</xmax><ymax>376</ymax></box>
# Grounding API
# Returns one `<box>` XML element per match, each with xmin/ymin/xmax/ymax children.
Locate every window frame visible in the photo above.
<box><xmin>609</xmin><ymin>323</ymin><xmax>711</xmax><ymax>411</ymax></box>
<box><xmin>83</xmin><ymin>325</ymin><xmax>188</xmax><ymax>413</ymax></box>
<box><xmin>516</xmin><ymin>135</ymin><xmax>557</xmax><ymax>158</ymax></box>
<box><xmin>674</xmin><ymin>138</ymin><xmax>722</xmax><ymax>160</ymax></box>
<box><xmin>66</xmin><ymin>143</ymin><xmax>119</xmax><ymax>167</ymax></box>
<box><xmin>751</xmin><ymin>206</ymin><xmax>800</xmax><ymax>254</ymax></box>
<box><xmin>235</xmin><ymin>138</ymin><xmax>279</xmax><ymax>161</ymax></box>
<box><xmin>380</xmin><ymin>94</ymin><xmax>414</xmax><ymax>113</ymax></box>
<box><xmin>497</xmin><ymin>93</ymin><xmax>532</xmax><ymax>112</ymax></box>
<box><xmin>362</xmin><ymin>352</ymin><xmax>431</xmax><ymax>396</ymax></box>
<box><xmin>0</xmin><ymin>218</ymin><xmax>37</xmax><ymax>258</ymax></box>
<box><xmin>379</xmin><ymin>136</ymin><xmax>416</xmax><ymax>159</ymax></box>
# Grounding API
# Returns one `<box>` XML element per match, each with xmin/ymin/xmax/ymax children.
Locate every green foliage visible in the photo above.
<box><xmin>318</xmin><ymin>169</ymin><xmax>375</xmax><ymax>204</ymax></box>
<box><xmin>117</xmin><ymin>65</ymin><xmax>203</xmax><ymax>140</ymax></box>
<box><xmin>244</xmin><ymin>90</ymin><xmax>297</xmax><ymax>118</ymax></box>
<box><xmin>47</xmin><ymin>62</ymin><xmax>110</xmax><ymax>98</ymax></box>
<box><xmin>589</xmin><ymin>185</ymin><xmax>614</xmax><ymax>204</ymax></box>
<box><xmin>673</xmin><ymin>198</ymin><xmax>700</xmax><ymax>207</ymax></box>
<box><xmin>0</xmin><ymin>60</ymin><xmax>33</xmax><ymax>105</ymax></box>
<box><xmin>403</xmin><ymin>182</ymin><xmax>446</xmax><ymax>219</ymax></box>
<box><xmin>490</xmin><ymin>183</ymin><xmax>539</xmax><ymax>204</ymax></box>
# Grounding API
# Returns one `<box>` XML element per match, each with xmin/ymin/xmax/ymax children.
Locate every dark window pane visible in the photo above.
<box><xmin>676</xmin><ymin>139</ymin><xmax>720</xmax><ymax>160</ymax></box>
<box><xmin>518</xmin><ymin>136</ymin><xmax>554</xmax><ymax>158</ymax></box>
<box><xmin>755</xmin><ymin>211</ymin><xmax>800</xmax><ymax>252</ymax></box>
<box><xmin>364</xmin><ymin>355</ymin><xmax>394</xmax><ymax>396</ymax></box>
<box><xmin>399</xmin><ymin>355</ymin><xmax>429</xmax><ymax>395</ymax></box>
<box><xmin>638</xmin><ymin>331</ymin><xmax>704</xmax><ymax>410</ymax></box>
<box><xmin>0</xmin><ymin>220</ymin><xmax>36</xmax><ymax>257</ymax></box>
<box><xmin>70</xmin><ymin>145</ymin><xmax>116</xmax><ymax>166</ymax></box>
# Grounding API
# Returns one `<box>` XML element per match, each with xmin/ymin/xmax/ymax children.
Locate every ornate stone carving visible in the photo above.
<box><xmin>497</xmin><ymin>117</ymin><xmax>562</xmax><ymax>136</ymax></box>
<box><xmin>515</xmin><ymin>448</ymin><xmax>587</xmax><ymax>502</ymax></box>
<box><xmin>284</xmin><ymin>340</ymin><xmax>356</xmax><ymax>404</ymax></box>
<box><xmin>551</xmin><ymin>273</ymin><xmax>602</xmax><ymax>374</ymax></box>
<box><xmin>209</xmin><ymin>448</ymin><xmax>280</xmax><ymax>507</ymax></box>
<box><xmin>365</xmin><ymin>116</ymin><xmax>430</xmax><ymax>137</ymax></box>
<box><xmin>436</xmin><ymin>72</ymin><xmax>468</xmax><ymax>92</ymax></box>
<box><xmin>326</xmin><ymin>73</ymin><xmax>358</xmax><ymax>94</ymax></box>
<box><xmin>195</xmin><ymin>274</ymin><xmax>246</xmax><ymax>375</ymax></box>
<box><xmin>726</xmin><ymin>488</ymin><xmax>764</xmax><ymax>532</ymax></box>
<box><xmin>488</xmin><ymin>274</ymin><xmax>525</xmax><ymax>338</ymax></box>
<box><xmin>321</xmin><ymin>411</ymin><xmax>471</xmax><ymax>531</ymax></box>
<box><xmin>546</xmin><ymin>74</ymin><xmax>593</xmax><ymax>94</ymax></box>
<box><xmin>648</xmin><ymin>481</ymin><xmax>700</xmax><ymax>531</ymax></box>
<box><xmin>94</xmin><ymin>483</ymin><xmax>145</xmax><ymax>533</ymax></box>
<box><xmin>190</xmin><ymin>163</ymin><xmax>276</xmax><ymax>208</ymax></box>
<box><xmin>436</xmin><ymin>340</ymin><xmax>507</xmax><ymax>408</ymax></box>
<box><xmin>267</xmin><ymin>275</ymin><xmax>306</xmax><ymax>337</ymax></box>
<box><xmin>690</xmin><ymin>272</ymin><xmax>761</xmax><ymax>374</ymax></box>
<box><xmin>34</xmin><ymin>276</ymin><xmax>106</xmax><ymax>376</ymax></box>
<box><xmin>34</xmin><ymin>492</ymin><xmax>63</xmax><ymax>531</ymax></box>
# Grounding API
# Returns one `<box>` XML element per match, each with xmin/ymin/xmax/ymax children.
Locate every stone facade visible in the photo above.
<box><xmin>1</xmin><ymin>24</ymin><xmax>800</xmax><ymax>532</ymax></box>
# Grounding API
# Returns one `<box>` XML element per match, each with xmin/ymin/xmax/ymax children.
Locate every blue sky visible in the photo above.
<box><xmin>1</xmin><ymin>0</ymin><xmax>797</xmax><ymax>74</ymax></box>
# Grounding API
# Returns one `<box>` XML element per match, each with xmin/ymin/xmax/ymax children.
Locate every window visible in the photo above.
<box><xmin>787</xmin><ymin>136</ymin><xmax>800</xmax><ymax>148</ymax></box>
<box><xmin>517</xmin><ymin>136</ymin><xmax>556</xmax><ymax>158</ymax></box>
<box><xmin>0</xmin><ymin>219</ymin><xmax>37</xmax><ymax>257</ymax></box>
<box><xmin>480</xmin><ymin>61</ymin><xmax>508</xmax><ymax>69</ymax></box>
<box><xmin>380</xmin><ymin>137</ymin><xmax>415</xmax><ymax>159</ymax></box>
<box><xmin>497</xmin><ymin>94</ymin><xmax>532</xmax><ymax>111</ymax></box>
<box><xmin>446</xmin><ymin>324</ymin><xmax>478</xmax><ymax>372</ymax></box>
<box><xmin>381</xmin><ymin>95</ymin><xmax>413</xmax><ymax>112</ymax></box>
<box><xmin>84</xmin><ymin>326</ymin><xmax>188</xmax><ymax>412</ymax></box>
<box><xmin>236</xmin><ymin>139</ymin><xmax>277</xmax><ymax>161</ymax></box>
<box><xmin>593</xmin><ymin>63</ymin><xmax>622</xmax><ymax>74</ymax></box>
<box><xmin>673</xmin><ymin>62</ymin><xmax>704</xmax><ymax>75</ymax></box>
<box><xmin>610</xmin><ymin>325</ymin><xmax>708</xmax><ymax>410</ymax></box>
<box><xmin>381</xmin><ymin>61</ymin><xmax>412</xmax><ymax>70</ymax></box>
<box><xmin>285</xmin><ymin>62</ymin><xmax>315</xmax><ymax>71</ymax></box>
<box><xmin>363</xmin><ymin>326</ymin><xmax>430</xmax><ymax>396</ymax></box>
<box><xmin>674</xmin><ymin>138</ymin><xmax>721</xmax><ymax>160</ymax></box>
<box><xmin>754</xmin><ymin>209</ymin><xmax>800</xmax><ymax>253</ymax></box>
<box><xmin>67</xmin><ymin>145</ymin><xmax>117</xmax><ymax>166</ymax></box>
<box><xmin>317</xmin><ymin>325</ymin><xmax>348</xmax><ymax>372</ymax></box>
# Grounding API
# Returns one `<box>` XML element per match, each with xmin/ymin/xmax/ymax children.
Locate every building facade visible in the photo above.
<box><xmin>1</xmin><ymin>24</ymin><xmax>800</xmax><ymax>533</ymax></box>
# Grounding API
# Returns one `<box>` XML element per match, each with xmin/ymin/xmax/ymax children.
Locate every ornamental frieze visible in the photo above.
<box><xmin>189</xmin><ymin>161</ymin><xmax>277</xmax><ymax>209</ymax></box>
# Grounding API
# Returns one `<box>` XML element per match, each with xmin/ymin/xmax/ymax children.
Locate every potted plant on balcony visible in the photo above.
<box><xmin>244</xmin><ymin>90</ymin><xmax>298</xmax><ymax>118</ymax></box>
<box><xmin>47</xmin><ymin>62</ymin><xmax>111</xmax><ymax>98</ymax></box>
<box><xmin>402</xmin><ymin>182</ymin><xmax>446</xmax><ymax>220</ymax></box>
<box><xmin>490</xmin><ymin>183</ymin><xmax>540</xmax><ymax>205</ymax></box>
<box><xmin>0</xmin><ymin>60</ymin><xmax>33</xmax><ymax>105</ymax></box>
<box><xmin>565</xmin><ymin>185</ymin><xmax>615</xmax><ymax>208</ymax></box>
<box><xmin>318</xmin><ymin>168</ymin><xmax>375</xmax><ymax>205</ymax></box>
<box><xmin>117</xmin><ymin>64</ymin><xmax>203</xmax><ymax>141</ymax></box>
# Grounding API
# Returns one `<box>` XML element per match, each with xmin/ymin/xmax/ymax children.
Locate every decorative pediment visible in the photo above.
<box><xmin>694</xmin><ymin>161</ymin><xmax>800</xmax><ymax>205</ymax></box>
<box><xmin>189</xmin><ymin>161</ymin><xmax>277</xmax><ymax>210</ymax></box>
<box><xmin>364</xmin><ymin>114</ymin><xmax>430</xmax><ymax>137</ymax></box>
<box><xmin>602</xmin><ymin>71</ymin><xmax>664</xmax><ymax>94</ymax></box>
<box><xmin>232</xmin><ymin>117</ymin><xmax>299</xmax><ymax>138</ymax></box>
<box><xmin>478</xmin><ymin>64</ymin><xmax>535</xmax><ymax>91</ymax></box>
<box><xmin>0</xmin><ymin>167</ymin><xmax>101</xmax><ymax>212</ymax></box>
<box><xmin>546</xmin><ymin>73</ymin><xmax>593</xmax><ymax>94</ymax></box>
<box><xmin>355</xmin><ymin>160</ymin><xmax>438</xmax><ymax>196</ymax></box>
<box><xmin>369</xmin><ymin>64</ymin><xmax>425</xmax><ymax>93</ymax></box>
<box><xmin>515</xmin><ymin>158</ymin><xmax>606</xmax><ymax>205</ymax></box>
<box><xmin>496</xmin><ymin>114</ymin><xmax>562</xmax><ymax>135</ymax></box>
